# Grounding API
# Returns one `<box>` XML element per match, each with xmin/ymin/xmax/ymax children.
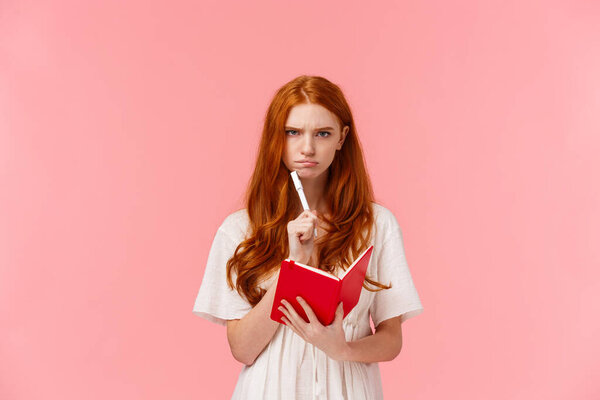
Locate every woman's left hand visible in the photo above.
<box><xmin>279</xmin><ymin>297</ymin><xmax>350</xmax><ymax>361</ymax></box>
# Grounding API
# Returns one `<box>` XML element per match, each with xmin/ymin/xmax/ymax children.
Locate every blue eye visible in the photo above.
<box><xmin>285</xmin><ymin>130</ymin><xmax>331</xmax><ymax>137</ymax></box>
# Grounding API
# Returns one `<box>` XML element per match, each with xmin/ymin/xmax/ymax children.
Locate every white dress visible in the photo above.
<box><xmin>193</xmin><ymin>202</ymin><xmax>424</xmax><ymax>399</ymax></box>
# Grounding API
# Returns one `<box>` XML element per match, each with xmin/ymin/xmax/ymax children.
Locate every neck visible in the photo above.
<box><xmin>298</xmin><ymin>169</ymin><xmax>330</xmax><ymax>215</ymax></box>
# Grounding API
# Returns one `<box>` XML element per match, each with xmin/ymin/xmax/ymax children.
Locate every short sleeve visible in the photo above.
<box><xmin>192</xmin><ymin>226</ymin><xmax>253</xmax><ymax>326</ymax></box>
<box><xmin>369</xmin><ymin>214</ymin><xmax>424</xmax><ymax>328</ymax></box>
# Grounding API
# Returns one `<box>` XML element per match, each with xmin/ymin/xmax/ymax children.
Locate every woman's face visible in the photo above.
<box><xmin>282</xmin><ymin>103</ymin><xmax>349</xmax><ymax>179</ymax></box>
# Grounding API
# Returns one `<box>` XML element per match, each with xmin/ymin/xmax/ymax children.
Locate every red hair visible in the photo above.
<box><xmin>226</xmin><ymin>75</ymin><xmax>391</xmax><ymax>306</ymax></box>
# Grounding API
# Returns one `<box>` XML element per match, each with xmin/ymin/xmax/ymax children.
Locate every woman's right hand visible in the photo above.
<box><xmin>287</xmin><ymin>209</ymin><xmax>320</xmax><ymax>265</ymax></box>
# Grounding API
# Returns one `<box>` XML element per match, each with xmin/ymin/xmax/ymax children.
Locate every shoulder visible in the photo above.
<box><xmin>371</xmin><ymin>202</ymin><xmax>399</xmax><ymax>228</ymax></box>
<box><xmin>370</xmin><ymin>202</ymin><xmax>402</xmax><ymax>244</ymax></box>
<box><xmin>218</xmin><ymin>208</ymin><xmax>250</xmax><ymax>244</ymax></box>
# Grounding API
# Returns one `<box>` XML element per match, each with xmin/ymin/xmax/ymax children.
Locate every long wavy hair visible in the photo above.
<box><xmin>226</xmin><ymin>75</ymin><xmax>391</xmax><ymax>307</ymax></box>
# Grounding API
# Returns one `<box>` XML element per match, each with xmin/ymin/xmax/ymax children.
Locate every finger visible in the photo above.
<box><xmin>306</xmin><ymin>212</ymin><xmax>318</xmax><ymax>223</ymax></box>
<box><xmin>281</xmin><ymin>299</ymin><xmax>309</xmax><ymax>331</ymax></box>
<box><xmin>299</xmin><ymin>229</ymin><xmax>314</xmax><ymax>241</ymax></box>
<box><xmin>280</xmin><ymin>306</ymin><xmax>308</xmax><ymax>339</ymax></box>
<box><xmin>279</xmin><ymin>304</ymin><xmax>306</xmax><ymax>337</ymax></box>
<box><xmin>278</xmin><ymin>304</ymin><xmax>293</xmax><ymax>322</ymax></box>
<box><xmin>301</xmin><ymin>210</ymin><xmax>319</xmax><ymax>221</ymax></box>
<box><xmin>300</xmin><ymin>210</ymin><xmax>313</xmax><ymax>219</ymax></box>
<box><xmin>297</xmin><ymin>227</ymin><xmax>312</xmax><ymax>238</ymax></box>
<box><xmin>298</xmin><ymin>231</ymin><xmax>311</xmax><ymax>242</ymax></box>
<box><xmin>333</xmin><ymin>302</ymin><xmax>344</xmax><ymax>326</ymax></box>
<box><xmin>281</xmin><ymin>316</ymin><xmax>306</xmax><ymax>340</ymax></box>
<box><xmin>298</xmin><ymin>222</ymin><xmax>315</xmax><ymax>232</ymax></box>
<box><xmin>298</xmin><ymin>220</ymin><xmax>317</xmax><ymax>232</ymax></box>
<box><xmin>295</xmin><ymin>296</ymin><xmax>322</xmax><ymax>327</ymax></box>
<box><xmin>301</xmin><ymin>221</ymin><xmax>317</xmax><ymax>232</ymax></box>
<box><xmin>305</xmin><ymin>227</ymin><xmax>315</xmax><ymax>239</ymax></box>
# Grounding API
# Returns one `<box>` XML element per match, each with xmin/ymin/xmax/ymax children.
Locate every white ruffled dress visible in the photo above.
<box><xmin>193</xmin><ymin>203</ymin><xmax>424</xmax><ymax>399</ymax></box>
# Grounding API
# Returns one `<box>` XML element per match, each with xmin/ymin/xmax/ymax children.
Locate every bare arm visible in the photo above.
<box><xmin>340</xmin><ymin>316</ymin><xmax>403</xmax><ymax>363</ymax></box>
<box><xmin>226</xmin><ymin>273</ymin><xmax>281</xmax><ymax>366</ymax></box>
<box><xmin>227</xmin><ymin>210</ymin><xmax>318</xmax><ymax>366</ymax></box>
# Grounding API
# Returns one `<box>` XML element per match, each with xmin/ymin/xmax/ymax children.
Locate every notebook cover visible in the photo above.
<box><xmin>338</xmin><ymin>245</ymin><xmax>374</xmax><ymax>319</ymax></box>
<box><xmin>270</xmin><ymin>245</ymin><xmax>374</xmax><ymax>326</ymax></box>
<box><xmin>270</xmin><ymin>259</ymin><xmax>341</xmax><ymax>326</ymax></box>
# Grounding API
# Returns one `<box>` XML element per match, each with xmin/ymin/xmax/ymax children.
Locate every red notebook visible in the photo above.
<box><xmin>270</xmin><ymin>245</ymin><xmax>374</xmax><ymax>326</ymax></box>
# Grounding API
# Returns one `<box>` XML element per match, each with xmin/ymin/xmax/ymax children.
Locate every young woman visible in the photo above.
<box><xmin>193</xmin><ymin>75</ymin><xmax>424</xmax><ymax>399</ymax></box>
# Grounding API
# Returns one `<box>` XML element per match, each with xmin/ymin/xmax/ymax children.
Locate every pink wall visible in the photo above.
<box><xmin>1</xmin><ymin>0</ymin><xmax>598</xmax><ymax>399</ymax></box>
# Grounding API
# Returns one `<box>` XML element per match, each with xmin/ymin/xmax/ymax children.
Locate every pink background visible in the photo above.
<box><xmin>1</xmin><ymin>1</ymin><xmax>599</xmax><ymax>399</ymax></box>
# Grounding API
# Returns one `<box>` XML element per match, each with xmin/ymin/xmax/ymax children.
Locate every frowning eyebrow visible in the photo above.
<box><xmin>285</xmin><ymin>126</ymin><xmax>335</xmax><ymax>131</ymax></box>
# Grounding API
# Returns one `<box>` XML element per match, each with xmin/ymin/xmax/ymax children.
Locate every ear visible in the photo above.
<box><xmin>337</xmin><ymin>125</ymin><xmax>349</xmax><ymax>150</ymax></box>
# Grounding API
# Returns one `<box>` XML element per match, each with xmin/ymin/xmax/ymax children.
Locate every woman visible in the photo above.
<box><xmin>193</xmin><ymin>75</ymin><xmax>424</xmax><ymax>399</ymax></box>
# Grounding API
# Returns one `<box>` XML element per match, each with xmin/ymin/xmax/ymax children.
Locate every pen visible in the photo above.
<box><xmin>290</xmin><ymin>170</ymin><xmax>318</xmax><ymax>238</ymax></box>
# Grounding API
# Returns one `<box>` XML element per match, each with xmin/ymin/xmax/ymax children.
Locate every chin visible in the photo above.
<box><xmin>297</xmin><ymin>167</ymin><xmax>324</xmax><ymax>177</ymax></box>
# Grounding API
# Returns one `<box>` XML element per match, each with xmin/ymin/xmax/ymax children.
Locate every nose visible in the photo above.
<box><xmin>301</xmin><ymin>134</ymin><xmax>315</xmax><ymax>155</ymax></box>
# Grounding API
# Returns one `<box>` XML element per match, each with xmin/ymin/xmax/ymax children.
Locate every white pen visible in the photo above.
<box><xmin>290</xmin><ymin>170</ymin><xmax>318</xmax><ymax>238</ymax></box>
